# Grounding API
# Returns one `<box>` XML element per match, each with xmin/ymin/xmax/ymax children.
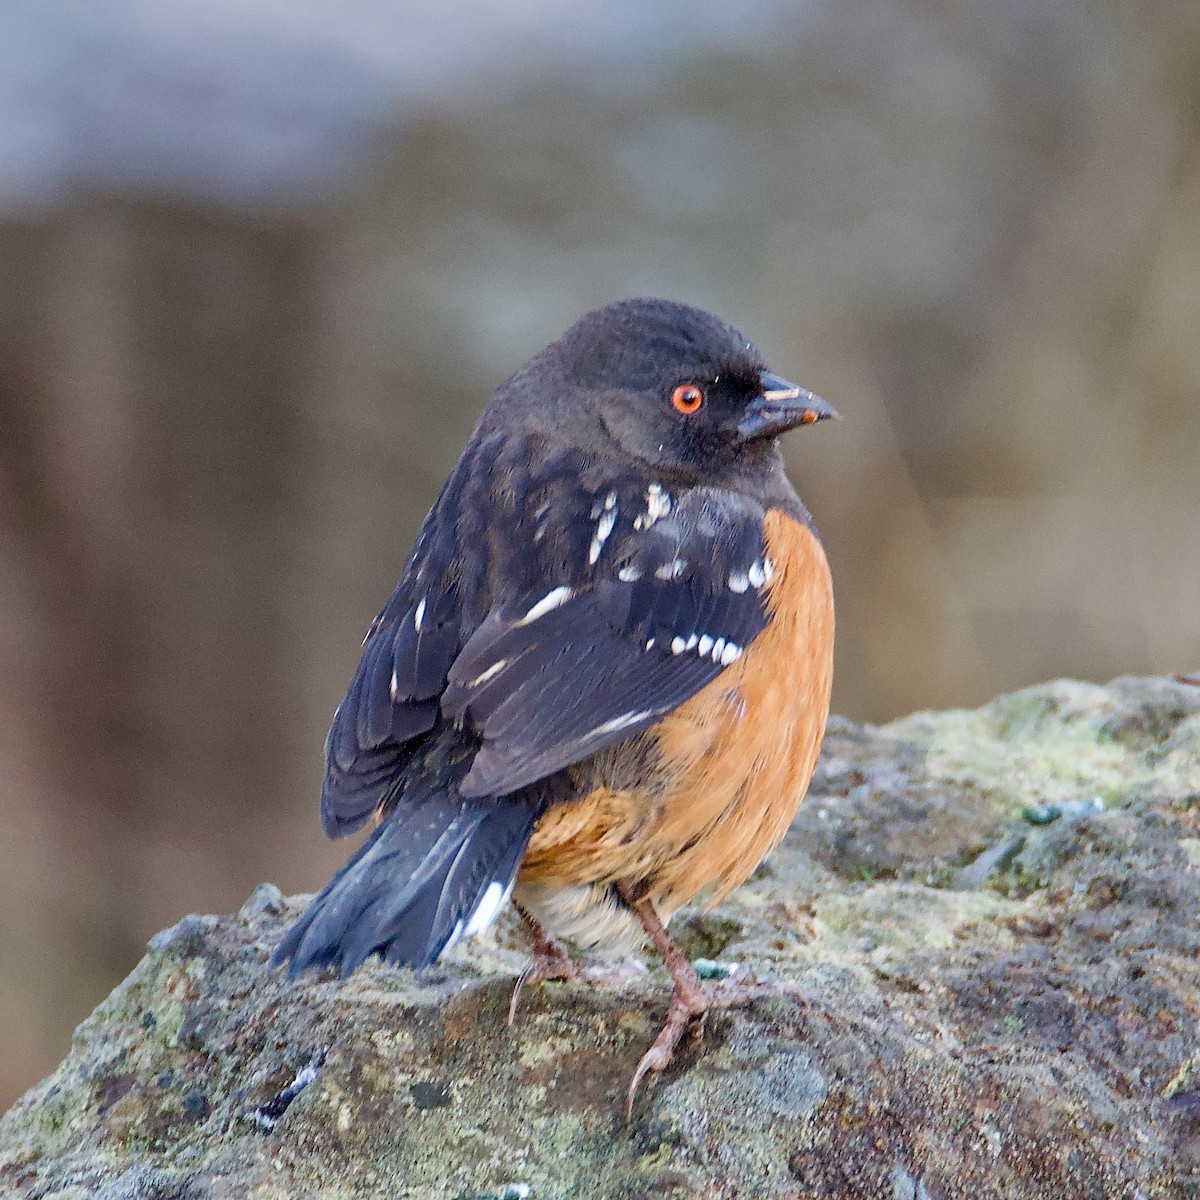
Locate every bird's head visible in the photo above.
<box><xmin>491</xmin><ymin>297</ymin><xmax>836</xmax><ymax>484</ymax></box>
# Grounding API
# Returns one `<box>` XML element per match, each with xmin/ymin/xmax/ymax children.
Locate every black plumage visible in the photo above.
<box><xmin>275</xmin><ymin>723</ymin><xmax>547</xmax><ymax>973</ymax></box>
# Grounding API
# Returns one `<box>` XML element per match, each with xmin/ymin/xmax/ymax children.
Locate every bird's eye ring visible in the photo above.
<box><xmin>670</xmin><ymin>384</ymin><xmax>705</xmax><ymax>415</ymax></box>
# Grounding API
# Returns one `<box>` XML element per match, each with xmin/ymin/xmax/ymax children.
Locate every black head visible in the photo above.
<box><xmin>486</xmin><ymin>298</ymin><xmax>836</xmax><ymax>484</ymax></box>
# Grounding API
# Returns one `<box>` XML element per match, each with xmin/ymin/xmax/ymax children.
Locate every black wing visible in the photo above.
<box><xmin>442</xmin><ymin>482</ymin><xmax>774</xmax><ymax>798</ymax></box>
<box><xmin>319</xmin><ymin>452</ymin><xmax>475</xmax><ymax>837</ymax></box>
<box><xmin>319</xmin><ymin>432</ymin><xmax>565</xmax><ymax>834</ymax></box>
<box><xmin>320</xmin><ymin>436</ymin><xmax>775</xmax><ymax>827</ymax></box>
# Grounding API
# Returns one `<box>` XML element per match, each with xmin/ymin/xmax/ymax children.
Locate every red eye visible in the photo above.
<box><xmin>670</xmin><ymin>384</ymin><xmax>705</xmax><ymax>415</ymax></box>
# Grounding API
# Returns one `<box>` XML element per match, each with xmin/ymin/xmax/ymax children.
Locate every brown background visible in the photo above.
<box><xmin>1</xmin><ymin>0</ymin><xmax>1197</xmax><ymax>1109</ymax></box>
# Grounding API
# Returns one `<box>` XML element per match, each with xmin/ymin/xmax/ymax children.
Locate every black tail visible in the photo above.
<box><xmin>273</xmin><ymin>732</ymin><xmax>545</xmax><ymax>976</ymax></box>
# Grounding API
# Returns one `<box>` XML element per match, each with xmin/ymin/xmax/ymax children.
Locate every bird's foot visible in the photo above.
<box><xmin>508</xmin><ymin>935</ymin><xmax>582</xmax><ymax>1025</ymax></box>
<box><xmin>626</xmin><ymin>969</ymin><xmax>707</xmax><ymax>1118</ymax></box>
<box><xmin>625</xmin><ymin>965</ymin><xmax>769</xmax><ymax>1118</ymax></box>
<box><xmin>614</xmin><ymin>884</ymin><xmax>777</xmax><ymax>1117</ymax></box>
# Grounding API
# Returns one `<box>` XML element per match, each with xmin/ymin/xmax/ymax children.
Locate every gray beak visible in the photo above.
<box><xmin>736</xmin><ymin>372</ymin><xmax>838</xmax><ymax>442</ymax></box>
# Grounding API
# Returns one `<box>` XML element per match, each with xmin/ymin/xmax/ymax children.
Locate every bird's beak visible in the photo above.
<box><xmin>736</xmin><ymin>372</ymin><xmax>839</xmax><ymax>443</ymax></box>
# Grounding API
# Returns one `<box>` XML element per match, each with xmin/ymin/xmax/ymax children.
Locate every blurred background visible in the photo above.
<box><xmin>1</xmin><ymin>0</ymin><xmax>1198</xmax><ymax>1109</ymax></box>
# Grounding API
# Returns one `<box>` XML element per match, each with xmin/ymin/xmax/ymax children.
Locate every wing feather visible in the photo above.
<box><xmin>447</xmin><ymin>487</ymin><xmax>772</xmax><ymax>797</ymax></box>
<box><xmin>320</xmin><ymin>456</ymin><xmax>775</xmax><ymax>832</ymax></box>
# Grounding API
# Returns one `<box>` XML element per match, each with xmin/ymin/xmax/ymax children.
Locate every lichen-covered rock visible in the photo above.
<box><xmin>2</xmin><ymin>676</ymin><xmax>1199</xmax><ymax>1198</ymax></box>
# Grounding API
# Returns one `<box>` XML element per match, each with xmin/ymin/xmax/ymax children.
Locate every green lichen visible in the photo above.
<box><xmin>812</xmin><ymin>884</ymin><xmax>1017</xmax><ymax>957</ymax></box>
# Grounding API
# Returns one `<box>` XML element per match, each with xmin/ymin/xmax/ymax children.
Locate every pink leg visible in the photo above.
<box><xmin>618</xmin><ymin>884</ymin><xmax>766</xmax><ymax>1118</ymax></box>
<box><xmin>507</xmin><ymin>903</ymin><xmax>583</xmax><ymax>1025</ymax></box>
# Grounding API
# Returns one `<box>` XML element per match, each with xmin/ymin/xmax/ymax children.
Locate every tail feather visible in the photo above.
<box><xmin>273</xmin><ymin>734</ymin><xmax>544</xmax><ymax>976</ymax></box>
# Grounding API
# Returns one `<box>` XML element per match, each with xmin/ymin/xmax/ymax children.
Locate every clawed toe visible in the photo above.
<box><xmin>508</xmin><ymin>947</ymin><xmax>581</xmax><ymax>1025</ymax></box>
<box><xmin>624</xmin><ymin>974</ymin><xmax>778</xmax><ymax>1116</ymax></box>
<box><xmin>625</xmin><ymin>985</ymin><xmax>708</xmax><ymax>1118</ymax></box>
<box><xmin>615</xmin><ymin>884</ymin><xmax>781</xmax><ymax>1118</ymax></box>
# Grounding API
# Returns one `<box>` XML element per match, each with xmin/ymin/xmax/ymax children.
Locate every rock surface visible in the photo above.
<box><xmin>2</xmin><ymin>676</ymin><xmax>1199</xmax><ymax>1199</ymax></box>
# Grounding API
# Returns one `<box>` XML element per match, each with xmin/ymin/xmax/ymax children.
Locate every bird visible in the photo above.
<box><xmin>273</xmin><ymin>297</ymin><xmax>837</xmax><ymax>1113</ymax></box>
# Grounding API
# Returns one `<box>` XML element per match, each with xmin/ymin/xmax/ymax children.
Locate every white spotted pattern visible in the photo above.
<box><xmin>518</xmin><ymin>585</ymin><xmax>575</xmax><ymax>625</ymax></box>
<box><xmin>414</xmin><ymin>597</ymin><xmax>427</xmax><ymax>631</ymax></box>
<box><xmin>664</xmin><ymin>630</ymin><xmax>743</xmax><ymax>666</ymax></box>
<box><xmin>728</xmin><ymin>569</ymin><xmax>749</xmax><ymax>593</ymax></box>
<box><xmin>646</xmin><ymin>483</ymin><xmax>672</xmax><ymax>521</ymax></box>
<box><xmin>618</xmin><ymin>564</ymin><xmax>643</xmax><ymax>583</ymax></box>
<box><xmin>589</xmin><ymin>505</ymin><xmax>618</xmax><ymax>564</ymax></box>
<box><xmin>533</xmin><ymin>497</ymin><xmax>551</xmax><ymax>542</ymax></box>
<box><xmin>748</xmin><ymin>560</ymin><xmax>767</xmax><ymax>589</ymax></box>
<box><xmin>593</xmin><ymin>708</ymin><xmax>656</xmax><ymax>736</ymax></box>
<box><xmin>634</xmin><ymin>482</ymin><xmax>672</xmax><ymax>530</ymax></box>
<box><xmin>469</xmin><ymin>658</ymin><xmax>510</xmax><ymax>688</ymax></box>
<box><xmin>654</xmin><ymin>557</ymin><xmax>687</xmax><ymax>580</ymax></box>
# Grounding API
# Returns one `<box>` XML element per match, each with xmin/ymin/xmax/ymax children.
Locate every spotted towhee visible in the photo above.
<box><xmin>274</xmin><ymin>298</ymin><xmax>837</xmax><ymax>1112</ymax></box>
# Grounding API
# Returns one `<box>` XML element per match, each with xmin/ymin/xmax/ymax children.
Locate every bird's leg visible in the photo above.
<box><xmin>618</xmin><ymin>884</ymin><xmax>765</xmax><ymax>1118</ymax></box>
<box><xmin>618</xmin><ymin>886</ymin><xmax>709</xmax><ymax>1115</ymax></box>
<box><xmin>508</xmin><ymin>903</ymin><xmax>583</xmax><ymax>1025</ymax></box>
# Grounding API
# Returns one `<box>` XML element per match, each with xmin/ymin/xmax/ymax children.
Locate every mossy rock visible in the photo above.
<box><xmin>3</xmin><ymin>676</ymin><xmax>1199</xmax><ymax>1198</ymax></box>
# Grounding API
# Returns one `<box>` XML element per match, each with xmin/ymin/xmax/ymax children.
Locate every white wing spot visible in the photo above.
<box><xmin>604</xmin><ymin>491</ymin><xmax>618</xmax><ymax>510</ymax></box>
<box><xmin>464</xmin><ymin>879</ymin><xmax>513</xmax><ymax>937</ymax></box>
<box><xmin>589</xmin><ymin>507</ymin><xmax>618</xmax><ymax>565</ymax></box>
<box><xmin>390</xmin><ymin>670</ymin><xmax>401</xmax><ymax>701</ymax></box>
<box><xmin>748</xmin><ymin>560</ymin><xmax>767</xmax><ymax>589</ymax></box>
<box><xmin>443</xmin><ymin>918</ymin><xmax>466</xmax><ymax>953</ymax></box>
<box><xmin>728</xmin><ymin>570</ymin><xmax>749</xmax><ymax>593</ymax></box>
<box><xmin>659</xmin><ymin>632</ymin><xmax>741</xmax><ymax>666</ymax></box>
<box><xmin>645</xmin><ymin>637</ymin><xmax>656</xmax><ymax>651</ymax></box>
<box><xmin>533</xmin><ymin>498</ymin><xmax>551</xmax><ymax>541</ymax></box>
<box><xmin>414</xmin><ymin>597</ymin><xmax>427</xmax><ymax>631</ymax></box>
<box><xmin>654</xmin><ymin>557</ymin><xmax>687</xmax><ymax>580</ymax></box>
<box><xmin>593</xmin><ymin>709</ymin><xmax>656</xmax><ymax>736</ymax></box>
<box><xmin>469</xmin><ymin>658</ymin><xmax>510</xmax><ymax>687</ymax></box>
<box><xmin>618</xmin><ymin>564</ymin><xmax>643</xmax><ymax>583</ymax></box>
<box><xmin>645</xmin><ymin>483</ymin><xmax>672</xmax><ymax>521</ymax></box>
<box><xmin>518</xmin><ymin>585</ymin><xmax>575</xmax><ymax>625</ymax></box>
<box><xmin>763</xmin><ymin>556</ymin><xmax>776</xmax><ymax>583</ymax></box>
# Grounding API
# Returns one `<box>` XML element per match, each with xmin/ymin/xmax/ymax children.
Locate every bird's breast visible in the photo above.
<box><xmin>519</xmin><ymin>509</ymin><xmax>834</xmax><ymax>934</ymax></box>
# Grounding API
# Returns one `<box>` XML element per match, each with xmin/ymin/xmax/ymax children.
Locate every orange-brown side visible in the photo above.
<box><xmin>519</xmin><ymin>509</ymin><xmax>834</xmax><ymax>920</ymax></box>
